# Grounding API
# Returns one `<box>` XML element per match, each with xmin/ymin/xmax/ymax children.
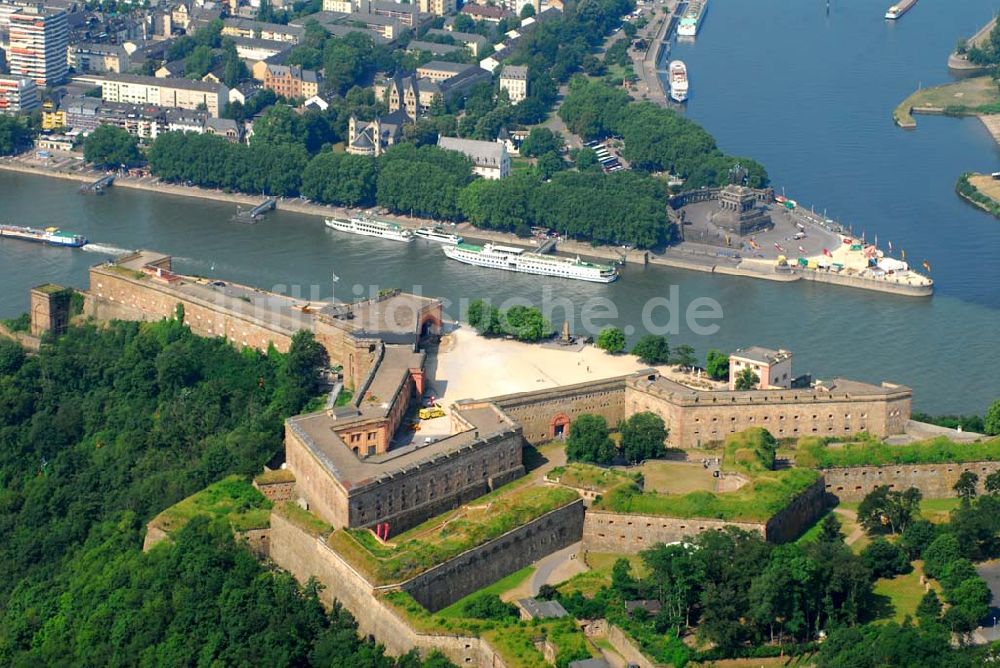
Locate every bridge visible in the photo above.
<box><xmin>530</xmin><ymin>238</ymin><xmax>557</xmax><ymax>255</ymax></box>
<box><xmin>233</xmin><ymin>198</ymin><xmax>277</xmax><ymax>223</ymax></box>
<box><xmin>79</xmin><ymin>174</ymin><xmax>114</xmax><ymax>195</ymax></box>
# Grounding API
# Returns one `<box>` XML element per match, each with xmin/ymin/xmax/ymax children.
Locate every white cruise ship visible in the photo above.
<box><xmin>669</xmin><ymin>60</ymin><xmax>689</xmax><ymax>103</ymax></box>
<box><xmin>443</xmin><ymin>243</ymin><xmax>619</xmax><ymax>283</ymax></box>
<box><xmin>414</xmin><ymin>226</ymin><xmax>463</xmax><ymax>245</ymax></box>
<box><xmin>325</xmin><ymin>216</ymin><xmax>413</xmax><ymax>242</ymax></box>
<box><xmin>677</xmin><ymin>0</ymin><xmax>707</xmax><ymax>37</ymax></box>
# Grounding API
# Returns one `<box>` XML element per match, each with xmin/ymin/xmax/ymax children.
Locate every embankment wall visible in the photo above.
<box><xmin>822</xmin><ymin>461</ymin><xmax>1000</xmax><ymax>501</ymax></box>
<box><xmin>491</xmin><ymin>377</ymin><xmax>628</xmax><ymax>444</ymax></box>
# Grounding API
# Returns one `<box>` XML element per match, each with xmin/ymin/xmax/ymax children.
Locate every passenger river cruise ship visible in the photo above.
<box><xmin>324</xmin><ymin>216</ymin><xmax>413</xmax><ymax>242</ymax></box>
<box><xmin>443</xmin><ymin>243</ymin><xmax>619</xmax><ymax>283</ymax></box>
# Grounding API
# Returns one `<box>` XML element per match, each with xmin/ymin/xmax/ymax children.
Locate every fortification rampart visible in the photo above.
<box><xmin>269</xmin><ymin>511</ymin><xmax>508</xmax><ymax>666</ymax></box>
<box><xmin>400</xmin><ymin>499</ymin><xmax>585</xmax><ymax>612</ymax></box>
<box><xmin>582</xmin><ymin>477</ymin><xmax>827</xmax><ymax>553</ymax></box>
<box><xmin>822</xmin><ymin>461</ymin><xmax>1000</xmax><ymax>501</ymax></box>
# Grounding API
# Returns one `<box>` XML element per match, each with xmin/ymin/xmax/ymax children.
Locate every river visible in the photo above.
<box><xmin>1</xmin><ymin>0</ymin><xmax>999</xmax><ymax>414</ymax></box>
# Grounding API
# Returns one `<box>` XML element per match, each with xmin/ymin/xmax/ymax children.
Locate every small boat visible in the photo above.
<box><xmin>414</xmin><ymin>226</ymin><xmax>463</xmax><ymax>245</ymax></box>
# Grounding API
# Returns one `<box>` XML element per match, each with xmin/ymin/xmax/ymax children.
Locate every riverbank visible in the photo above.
<box><xmin>0</xmin><ymin>157</ymin><xmax>933</xmax><ymax>297</ymax></box>
<box><xmin>948</xmin><ymin>16</ymin><xmax>998</xmax><ymax>75</ymax></box>
<box><xmin>892</xmin><ymin>76</ymin><xmax>1000</xmax><ymax>128</ymax></box>
<box><xmin>956</xmin><ymin>172</ymin><xmax>1000</xmax><ymax>220</ymax></box>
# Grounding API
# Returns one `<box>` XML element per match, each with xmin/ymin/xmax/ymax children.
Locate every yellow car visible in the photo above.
<box><xmin>418</xmin><ymin>406</ymin><xmax>445</xmax><ymax>420</ymax></box>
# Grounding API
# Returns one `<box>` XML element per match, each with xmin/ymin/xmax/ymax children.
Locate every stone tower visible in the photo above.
<box><xmin>30</xmin><ymin>284</ymin><xmax>72</xmax><ymax>337</ymax></box>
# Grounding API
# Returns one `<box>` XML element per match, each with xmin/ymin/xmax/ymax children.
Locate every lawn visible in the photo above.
<box><xmin>797</xmin><ymin>435</ymin><xmax>1000</xmax><ymax>469</ymax></box>
<box><xmin>894</xmin><ymin>76</ymin><xmax>1000</xmax><ymax>126</ymax></box>
<box><xmin>150</xmin><ymin>475</ymin><xmax>272</xmax><ymax>536</ymax></box>
<box><xmin>594</xmin><ymin>467</ymin><xmax>821</xmax><ymax>522</ymax></box>
<box><xmin>873</xmin><ymin>561</ymin><xmax>939</xmax><ymax>624</ymax></box>
<box><xmin>548</xmin><ymin>462</ymin><xmax>638</xmax><ymax>493</ymax></box>
<box><xmin>327</xmin><ymin>483</ymin><xmax>580</xmax><ymax>584</ymax></box>
<box><xmin>638</xmin><ymin>460</ymin><xmax>717</xmax><ymax>495</ymax></box>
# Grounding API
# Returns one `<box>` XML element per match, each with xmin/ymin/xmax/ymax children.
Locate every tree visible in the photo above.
<box><xmin>84</xmin><ymin>124</ymin><xmax>142</xmax><ymax>168</ymax></box>
<box><xmin>670</xmin><ymin>344</ymin><xmax>696</xmax><ymax>369</ymax></box>
<box><xmin>986</xmin><ymin>469</ymin><xmax>1000</xmax><ymax>495</ymax></box>
<box><xmin>221</xmin><ymin>39</ymin><xmax>249</xmax><ymax>87</ymax></box>
<box><xmin>520</xmin><ymin>127</ymin><xmax>564</xmax><ymax>158</ymax></box>
<box><xmin>916</xmin><ymin>590</ymin><xmax>943</xmax><ymax>627</ymax></box>
<box><xmin>500</xmin><ymin>305</ymin><xmax>551</xmax><ymax>342</ymax></box>
<box><xmin>0</xmin><ymin>115</ymin><xmax>32</xmax><ymax>155</ymax></box>
<box><xmin>565</xmin><ymin>413</ymin><xmax>616</xmax><ymax>465</ymax></box>
<box><xmin>818</xmin><ymin>513</ymin><xmax>845</xmax><ymax>544</ymax></box>
<box><xmin>705</xmin><ymin>349</ymin><xmax>729</xmax><ymax>380</ymax></box>
<box><xmin>619</xmin><ymin>412</ymin><xmax>666</xmax><ymax>464</ymax></box>
<box><xmin>922</xmin><ymin>533</ymin><xmax>962</xmax><ymax>579</ymax></box>
<box><xmin>185</xmin><ymin>44</ymin><xmax>214</xmax><ymax>79</ymax></box>
<box><xmin>519</xmin><ymin>3</ymin><xmax>535</xmax><ymax>18</ymax></box>
<box><xmin>985</xmin><ymin>398</ymin><xmax>1000</xmax><ymax>435</ymax></box>
<box><xmin>899</xmin><ymin>519</ymin><xmax>938</xmax><ymax>560</ymax></box>
<box><xmin>467</xmin><ymin>298</ymin><xmax>502</xmax><ymax>336</ymax></box>
<box><xmin>572</xmin><ymin>147</ymin><xmax>601</xmax><ymax>172</ymax></box>
<box><xmin>861</xmin><ymin>539</ymin><xmax>911</xmax><ymax>579</ymax></box>
<box><xmin>301</xmin><ymin>151</ymin><xmax>377</xmax><ymax>206</ymax></box>
<box><xmin>596</xmin><ymin>326</ymin><xmax>626</xmax><ymax>354</ymax></box>
<box><xmin>954</xmin><ymin>471</ymin><xmax>979</xmax><ymax>504</ymax></box>
<box><xmin>734</xmin><ymin>367</ymin><xmax>759</xmax><ymax>391</ymax></box>
<box><xmin>857</xmin><ymin>485</ymin><xmax>922</xmax><ymax>535</ymax></box>
<box><xmin>631</xmin><ymin>335</ymin><xmax>670</xmax><ymax>365</ymax></box>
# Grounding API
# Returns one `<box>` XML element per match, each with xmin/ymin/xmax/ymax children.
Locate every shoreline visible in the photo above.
<box><xmin>0</xmin><ymin>159</ymin><xmax>932</xmax><ymax>297</ymax></box>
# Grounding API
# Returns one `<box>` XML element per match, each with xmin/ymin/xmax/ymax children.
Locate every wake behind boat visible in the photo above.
<box><xmin>0</xmin><ymin>224</ymin><xmax>87</xmax><ymax>247</ymax></box>
<box><xmin>414</xmin><ymin>226</ymin><xmax>463</xmax><ymax>245</ymax></box>
<box><xmin>443</xmin><ymin>243</ymin><xmax>619</xmax><ymax>283</ymax></box>
<box><xmin>669</xmin><ymin>60</ymin><xmax>689</xmax><ymax>103</ymax></box>
<box><xmin>325</xmin><ymin>216</ymin><xmax>413</xmax><ymax>242</ymax></box>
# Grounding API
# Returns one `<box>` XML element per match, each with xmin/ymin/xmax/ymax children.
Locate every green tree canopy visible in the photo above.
<box><xmin>705</xmin><ymin>348</ymin><xmax>729</xmax><ymax>380</ymax></box>
<box><xmin>619</xmin><ymin>411</ymin><xmax>667</xmax><ymax>464</ymax></box>
<box><xmin>83</xmin><ymin>124</ymin><xmax>142</xmax><ymax>168</ymax></box>
<box><xmin>596</xmin><ymin>326</ymin><xmax>626</xmax><ymax>354</ymax></box>
<box><xmin>0</xmin><ymin>115</ymin><xmax>32</xmax><ymax>155</ymax></box>
<box><xmin>734</xmin><ymin>367</ymin><xmax>759</xmax><ymax>391</ymax></box>
<box><xmin>631</xmin><ymin>335</ymin><xmax>670</xmax><ymax>365</ymax></box>
<box><xmin>566</xmin><ymin>413</ymin><xmax>616</xmax><ymax>465</ymax></box>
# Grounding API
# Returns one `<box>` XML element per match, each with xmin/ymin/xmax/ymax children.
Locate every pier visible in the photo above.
<box><xmin>531</xmin><ymin>238</ymin><xmax>557</xmax><ymax>255</ymax></box>
<box><xmin>79</xmin><ymin>174</ymin><xmax>114</xmax><ymax>195</ymax></box>
<box><xmin>233</xmin><ymin>198</ymin><xmax>277</xmax><ymax>223</ymax></box>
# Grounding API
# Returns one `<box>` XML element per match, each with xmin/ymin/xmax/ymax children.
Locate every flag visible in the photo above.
<box><xmin>923</xmin><ymin>260</ymin><xmax>931</xmax><ymax>272</ymax></box>
<box><xmin>774</xmin><ymin>242</ymin><xmax>784</xmax><ymax>252</ymax></box>
<box><xmin>798</xmin><ymin>245</ymin><xmax>806</xmax><ymax>253</ymax></box>
<box><xmin>901</xmin><ymin>249</ymin><xmax>906</xmax><ymax>260</ymax></box>
<box><xmin>888</xmin><ymin>240</ymin><xmax>893</xmax><ymax>252</ymax></box>
<box><xmin>823</xmin><ymin>248</ymin><xmax>833</xmax><ymax>257</ymax></box>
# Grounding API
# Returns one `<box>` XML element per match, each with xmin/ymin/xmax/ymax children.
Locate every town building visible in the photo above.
<box><xmin>0</xmin><ymin>75</ymin><xmax>39</xmax><ymax>114</ymax></box>
<box><xmin>69</xmin><ymin>43</ymin><xmax>130</xmax><ymax>74</ymax></box>
<box><xmin>728</xmin><ymin>347</ymin><xmax>794</xmax><ymax>391</ymax></box>
<box><xmin>8</xmin><ymin>7</ymin><xmax>69</xmax><ymax>86</ymax></box>
<box><xmin>438</xmin><ymin>136</ymin><xmax>510</xmax><ymax>180</ymax></box>
<box><xmin>499</xmin><ymin>64</ymin><xmax>527</xmax><ymax>104</ymax></box>
<box><xmin>346</xmin><ymin>109</ymin><xmax>411</xmax><ymax>156</ymax></box>
<box><xmin>425</xmin><ymin>28</ymin><xmax>488</xmax><ymax>57</ymax></box>
<box><xmin>74</xmin><ymin>73</ymin><xmax>229</xmax><ymax>118</ymax></box>
<box><xmin>321</xmin><ymin>0</ymin><xmax>353</xmax><ymax>12</ymax></box>
<box><xmin>221</xmin><ymin>18</ymin><xmax>304</xmax><ymax>43</ymax></box>
<box><xmin>376</xmin><ymin>64</ymin><xmax>490</xmax><ymax>118</ymax></box>
<box><xmin>40</xmin><ymin>99</ymin><xmax>65</xmax><ymax>128</ymax></box>
<box><xmin>459</xmin><ymin>3</ymin><xmax>513</xmax><ymax>23</ymax></box>
<box><xmin>60</xmin><ymin>95</ymin><xmax>163</xmax><ymax>139</ymax></box>
<box><xmin>262</xmin><ymin>63</ymin><xmax>320</xmax><ymax>99</ymax></box>
<box><xmin>406</xmin><ymin>40</ymin><xmax>463</xmax><ymax>57</ymax></box>
<box><xmin>417</xmin><ymin>0</ymin><xmax>455</xmax><ymax>17</ymax></box>
<box><xmin>229</xmin><ymin>36</ymin><xmax>290</xmax><ymax>63</ymax></box>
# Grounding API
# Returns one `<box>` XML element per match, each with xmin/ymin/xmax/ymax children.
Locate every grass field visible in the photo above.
<box><xmin>894</xmin><ymin>76</ymin><xmax>1000</xmax><ymax>126</ymax></box>
<box><xmin>639</xmin><ymin>460</ymin><xmax>717</xmax><ymax>495</ymax></box>
<box><xmin>873</xmin><ymin>561</ymin><xmax>940</xmax><ymax>623</ymax></box>
<box><xmin>969</xmin><ymin>173</ymin><xmax>1000</xmax><ymax>202</ymax></box>
<box><xmin>151</xmin><ymin>475</ymin><xmax>272</xmax><ymax>536</ymax></box>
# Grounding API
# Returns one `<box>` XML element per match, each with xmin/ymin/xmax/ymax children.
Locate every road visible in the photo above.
<box><xmin>528</xmin><ymin>541</ymin><xmax>586</xmax><ymax>595</ymax></box>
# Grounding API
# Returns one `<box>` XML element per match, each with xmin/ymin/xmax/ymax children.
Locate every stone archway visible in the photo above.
<box><xmin>550</xmin><ymin>413</ymin><xmax>571</xmax><ymax>439</ymax></box>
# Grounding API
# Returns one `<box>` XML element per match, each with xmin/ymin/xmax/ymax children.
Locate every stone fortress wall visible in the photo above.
<box><xmin>822</xmin><ymin>461</ymin><xmax>1000</xmax><ymax>502</ymax></box>
<box><xmin>581</xmin><ymin>477</ymin><xmax>827</xmax><ymax>553</ymax></box>
<box><xmin>491</xmin><ymin>377</ymin><xmax>629</xmax><ymax>443</ymax></box>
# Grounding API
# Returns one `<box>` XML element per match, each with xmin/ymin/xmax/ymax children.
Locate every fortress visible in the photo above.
<box><xmin>28</xmin><ymin>250</ymin><xmax>914</xmax><ymax>538</ymax></box>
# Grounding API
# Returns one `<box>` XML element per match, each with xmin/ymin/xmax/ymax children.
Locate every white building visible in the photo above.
<box><xmin>74</xmin><ymin>73</ymin><xmax>229</xmax><ymax>118</ymax></box>
<box><xmin>499</xmin><ymin>64</ymin><xmax>527</xmax><ymax>104</ymax></box>
<box><xmin>729</xmin><ymin>347</ymin><xmax>794</xmax><ymax>391</ymax></box>
<box><xmin>0</xmin><ymin>75</ymin><xmax>40</xmax><ymax>114</ymax></box>
<box><xmin>8</xmin><ymin>7</ymin><xmax>69</xmax><ymax>86</ymax></box>
<box><xmin>438</xmin><ymin>136</ymin><xmax>509</xmax><ymax>180</ymax></box>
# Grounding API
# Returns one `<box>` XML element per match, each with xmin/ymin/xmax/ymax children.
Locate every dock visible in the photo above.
<box><xmin>79</xmin><ymin>174</ymin><xmax>114</xmax><ymax>195</ymax></box>
<box><xmin>530</xmin><ymin>238</ymin><xmax>557</xmax><ymax>255</ymax></box>
<box><xmin>233</xmin><ymin>198</ymin><xmax>277</xmax><ymax>223</ymax></box>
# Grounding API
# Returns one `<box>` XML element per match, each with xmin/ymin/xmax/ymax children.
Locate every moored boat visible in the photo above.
<box><xmin>443</xmin><ymin>243</ymin><xmax>619</xmax><ymax>283</ymax></box>
<box><xmin>324</xmin><ymin>216</ymin><xmax>414</xmax><ymax>242</ymax></box>
<box><xmin>677</xmin><ymin>0</ymin><xmax>707</xmax><ymax>36</ymax></box>
<box><xmin>669</xmin><ymin>60</ymin><xmax>689</xmax><ymax>103</ymax></box>
<box><xmin>0</xmin><ymin>224</ymin><xmax>87</xmax><ymax>247</ymax></box>
<box><xmin>414</xmin><ymin>226</ymin><xmax>463</xmax><ymax>245</ymax></box>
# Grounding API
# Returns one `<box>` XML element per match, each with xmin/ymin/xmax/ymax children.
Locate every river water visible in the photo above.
<box><xmin>1</xmin><ymin>0</ymin><xmax>999</xmax><ymax>413</ymax></box>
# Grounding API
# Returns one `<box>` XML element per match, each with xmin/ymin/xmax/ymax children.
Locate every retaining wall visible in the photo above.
<box><xmin>822</xmin><ymin>461</ymin><xmax>1000</xmax><ymax>501</ymax></box>
<box><xmin>491</xmin><ymin>377</ymin><xmax>628</xmax><ymax>444</ymax></box>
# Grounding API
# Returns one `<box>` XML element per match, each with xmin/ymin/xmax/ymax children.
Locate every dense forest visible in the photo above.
<box><xmin>0</xmin><ymin>321</ymin><xmax>449</xmax><ymax>666</ymax></box>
